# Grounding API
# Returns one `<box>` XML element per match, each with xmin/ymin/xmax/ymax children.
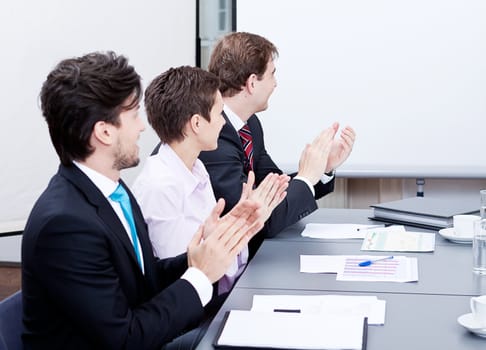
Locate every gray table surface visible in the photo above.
<box><xmin>236</xmin><ymin>239</ymin><xmax>486</xmax><ymax>296</ymax></box>
<box><xmin>274</xmin><ymin>208</ymin><xmax>460</xmax><ymax>246</ymax></box>
<box><xmin>196</xmin><ymin>288</ymin><xmax>486</xmax><ymax>350</ymax></box>
<box><xmin>195</xmin><ymin>209</ymin><xmax>486</xmax><ymax>349</ymax></box>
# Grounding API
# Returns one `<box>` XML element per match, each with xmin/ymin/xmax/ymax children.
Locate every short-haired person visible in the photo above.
<box><xmin>132</xmin><ymin>66</ymin><xmax>288</xmax><ymax>295</ymax></box>
<box><xmin>22</xmin><ymin>52</ymin><xmax>264</xmax><ymax>350</ymax></box>
<box><xmin>199</xmin><ymin>32</ymin><xmax>356</xmax><ymax>255</ymax></box>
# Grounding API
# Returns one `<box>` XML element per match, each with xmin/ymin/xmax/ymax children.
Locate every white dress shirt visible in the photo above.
<box><xmin>73</xmin><ymin>161</ymin><xmax>211</xmax><ymax>306</ymax></box>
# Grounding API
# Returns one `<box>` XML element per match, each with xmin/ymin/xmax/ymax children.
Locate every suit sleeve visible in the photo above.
<box><xmin>30</xmin><ymin>214</ymin><xmax>204</xmax><ymax>350</ymax></box>
<box><xmin>200</xmin><ymin>115</ymin><xmax>335</xmax><ymax>245</ymax></box>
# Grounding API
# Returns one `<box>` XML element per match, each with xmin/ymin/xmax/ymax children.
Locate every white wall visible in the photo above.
<box><xmin>237</xmin><ymin>0</ymin><xmax>486</xmax><ymax>179</ymax></box>
<box><xmin>0</xmin><ymin>0</ymin><xmax>196</xmax><ymax>231</ymax></box>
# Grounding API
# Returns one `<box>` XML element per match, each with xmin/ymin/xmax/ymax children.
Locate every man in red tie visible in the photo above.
<box><xmin>200</xmin><ymin>32</ymin><xmax>356</xmax><ymax>257</ymax></box>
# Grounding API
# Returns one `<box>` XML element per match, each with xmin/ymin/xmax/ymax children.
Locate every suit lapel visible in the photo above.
<box><xmin>246</xmin><ymin>114</ymin><xmax>262</xmax><ymax>161</ymax></box>
<box><xmin>59</xmin><ymin>165</ymin><xmax>144</xmax><ymax>275</ymax></box>
<box><xmin>221</xmin><ymin>111</ymin><xmax>244</xmax><ymax>148</ymax></box>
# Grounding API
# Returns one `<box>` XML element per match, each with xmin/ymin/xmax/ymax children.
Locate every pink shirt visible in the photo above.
<box><xmin>132</xmin><ymin>143</ymin><xmax>247</xmax><ymax>293</ymax></box>
<box><xmin>132</xmin><ymin>143</ymin><xmax>215</xmax><ymax>258</ymax></box>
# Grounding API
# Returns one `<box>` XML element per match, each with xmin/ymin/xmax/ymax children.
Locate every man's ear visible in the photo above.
<box><xmin>245</xmin><ymin>74</ymin><xmax>257</xmax><ymax>94</ymax></box>
<box><xmin>92</xmin><ymin>121</ymin><xmax>114</xmax><ymax>146</ymax></box>
<box><xmin>189</xmin><ymin>114</ymin><xmax>201</xmax><ymax>134</ymax></box>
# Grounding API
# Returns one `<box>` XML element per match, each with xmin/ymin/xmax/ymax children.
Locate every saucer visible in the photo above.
<box><xmin>438</xmin><ymin>227</ymin><xmax>472</xmax><ymax>244</ymax></box>
<box><xmin>457</xmin><ymin>313</ymin><xmax>486</xmax><ymax>337</ymax></box>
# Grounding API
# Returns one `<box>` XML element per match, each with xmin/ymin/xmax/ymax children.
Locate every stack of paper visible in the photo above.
<box><xmin>214</xmin><ymin>294</ymin><xmax>385</xmax><ymax>349</ymax></box>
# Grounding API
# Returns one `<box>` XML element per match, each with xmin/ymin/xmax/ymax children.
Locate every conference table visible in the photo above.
<box><xmin>196</xmin><ymin>209</ymin><xmax>486</xmax><ymax>349</ymax></box>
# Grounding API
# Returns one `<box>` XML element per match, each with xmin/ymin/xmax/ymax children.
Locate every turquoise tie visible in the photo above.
<box><xmin>110</xmin><ymin>184</ymin><xmax>143</xmax><ymax>270</ymax></box>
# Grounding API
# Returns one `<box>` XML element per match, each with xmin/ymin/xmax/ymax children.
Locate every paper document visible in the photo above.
<box><xmin>251</xmin><ymin>294</ymin><xmax>386</xmax><ymax>325</ymax></box>
<box><xmin>301</xmin><ymin>255</ymin><xmax>418</xmax><ymax>282</ymax></box>
<box><xmin>215</xmin><ymin>310</ymin><xmax>366</xmax><ymax>349</ymax></box>
<box><xmin>301</xmin><ymin>223</ymin><xmax>383</xmax><ymax>239</ymax></box>
<box><xmin>300</xmin><ymin>255</ymin><xmax>345</xmax><ymax>273</ymax></box>
<box><xmin>360</xmin><ymin>226</ymin><xmax>436</xmax><ymax>252</ymax></box>
<box><xmin>337</xmin><ymin>255</ymin><xmax>418</xmax><ymax>282</ymax></box>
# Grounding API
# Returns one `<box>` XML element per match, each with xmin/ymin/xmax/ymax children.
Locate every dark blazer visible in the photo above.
<box><xmin>199</xmin><ymin>113</ymin><xmax>334</xmax><ymax>256</ymax></box>
<box><xmin>21</xmin><ymin>164</ymin><xmax>204</xmax><ymax>350</ymax></box>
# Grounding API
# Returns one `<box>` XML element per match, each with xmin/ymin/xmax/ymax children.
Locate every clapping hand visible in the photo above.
<box><xmin>297</xmin><ymin>127</ymin><xmax>335</xmax><ymax>185</ymax></box>
<box><xmin>325</xmin><ymin>123</ymin><xmax>356</xmax><ymax>173</ymax></box>
<box><xmin>244</xmin><ymin>171</ymin><xmax>289</xmax><ymax>225</ymax></box>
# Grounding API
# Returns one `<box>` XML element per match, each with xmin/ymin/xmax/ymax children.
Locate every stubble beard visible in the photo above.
<box><xmin>113</xmin><ymin>140</ymin><xmax>140</xmax><ymax>171</ymax></box>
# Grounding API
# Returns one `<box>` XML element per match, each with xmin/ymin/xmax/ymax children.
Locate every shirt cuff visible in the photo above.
<box><xmin>293</xmin><ymin>176</ymin><xmax>315</xmax><ymax>197</ymax></box>
<box><xmin>321</xmin><ymin>170</ymin><xmax>335</xmax><ymax>184</ymax></box>
<box><xmin>181</xmin><ymin>267</ymin><xmax>213</xmax><ymax>306</ymax></box>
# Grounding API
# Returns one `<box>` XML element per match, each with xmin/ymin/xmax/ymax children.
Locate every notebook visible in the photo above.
<box><xmin>370</xmin><ymin>197</ymin><xmax>479</xmax><ymax>229</ymax></box>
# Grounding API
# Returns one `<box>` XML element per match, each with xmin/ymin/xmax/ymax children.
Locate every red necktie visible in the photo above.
<box><xmin>238</xmin><ymin>124</ymin><xmax>254</xmax><ymax>171</ymax></box>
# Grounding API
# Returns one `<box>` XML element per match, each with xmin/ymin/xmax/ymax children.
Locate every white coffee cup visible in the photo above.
<box><xmin>470</xmin><ymin>295</ymin><xmax>486</xmax><ymax>328</ymax></box>
<box><xmin>453</xmin><ymin>215</ymin><xmax>481</xmax><ymax>237</ymax></box>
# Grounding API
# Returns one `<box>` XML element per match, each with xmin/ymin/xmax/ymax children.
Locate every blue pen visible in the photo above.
<box><xmin>358</xmin><ymin>256</ymin><xmax>394</xmax><ymax>267</ymax></box>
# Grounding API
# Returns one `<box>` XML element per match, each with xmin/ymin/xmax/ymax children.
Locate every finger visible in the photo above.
<box><xmin>226</xmin><ymin>198</ymin><xmax>260</xmax><ymax>221</ymax></box>
<box><xmin>215</xmin><ymin>200</ymin><xmax>260</xmax><ymax>239</ymax></box>
<box><xmin>240</xmin><ymin>171</ymin><xmax>254</xmax><ymax>203</ymax></box>
<box><xmin>267</xmin><ymin>181</ymin><xmax>288</xmax><ymax>210</ymax></box>
<box><xmin>263</xmin><ymin>174</ymin><xmax>285</xmax><ymax>206</ymax></box>
<box><xmin>271</xmin><ymin>191</ymin><xmax>288</xmax><ymax>210</ymax></box>
<box><xmin>220</xmin><ymin>217</ymin><xmax>250</xmax><ymax>249</ymax></box>
<box><xmin>341</xmin><ymin>127</ymin><xmax>356</xmax><ymax>142</ymax></box>
<box><xmin>246</xmin><ymin>171</ymin><xmax>255</xmax><ymax>190</ymax></box>
<box><xmin>205</xmin><ymin>208</ymin><xmax>244</xmax><ymax>242</ymax></box>
<box><xmin>254</xmin><ymin>173</ymin><xmax>276</xmax><ymax>202</ymax></box>
<box><xmin>242</xmin><ymin>220</ymin><xmax>265</xmax><ymax>241</ymax></box>
<box><xmin>261</xmin><ymin>174</ymin><xmax>281</xmax><ymax>205</ymax></box>
<box><xmin>314</xmin><ymin>128</ymin><xmax>334</xmax><ymax>153</ymax></box>
<box><xmin>188</xmin><ymin>225</ymin><xmax>204</xmax><ymax>251</ymax></box>
<box><xmin>238</xmin><ymin>181</ymin><xmax>249</xmax><ymax>203</ymax></box>
<box><xmin>343</xmin><ymin>125</ymin><xmax>356</xmax><ymax>136</ymax></box>
<box><xmin>339</xmin><ymin>132</ymin><xmax>354</xmax><ymax>151</ymax></box>
<box><xmin>230</xmin><ymin>231</ymin><xmax>250</xmax><ymax>256</ymax></box>
<box><xmin>210</xmin><ymin>198</ymin><xmax>225</xmax><ymax>221</ymax></box>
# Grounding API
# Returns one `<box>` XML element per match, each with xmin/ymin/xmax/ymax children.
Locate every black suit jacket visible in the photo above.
<box><xmin>199</xmin><ymin>113</ymin><xmax>334</xmax><ymax>256</ymax></box>
<box><xmin>21</xmin><ymin>164</ymin><xmax>204</xmax><ymax>350</ymax></box>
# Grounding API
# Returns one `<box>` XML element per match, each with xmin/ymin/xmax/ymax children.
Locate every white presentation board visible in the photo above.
<box><xmin>0</xmin><ymin>0</ymin><xmax>195</xmax><ymax>227</ymax></box>
<box><xmin>237</xmin><ymin>0</ymin><xmax>486</xmax><ymax>178</ymax></box>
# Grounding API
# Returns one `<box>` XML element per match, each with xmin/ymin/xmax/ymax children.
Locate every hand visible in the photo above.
<box><xmin>325</xmin><ymin>124</ymin><xmax>356</xmax><ymax>173</ymax></box>
<box><xmin>247</xmin><ymin>172</ymin><xmax>289</xmax><ymax>225</ymax></box>
<box><xmin>201</xmin><ymin>198</ymin><xmax>226</xmax><ymax>239</ymax></box>
<box><xmin>187</xmin><ymin>216</ymin><xmax>251</xmax><ymax>283</ymax></box>
<box><xmin>202</xmin><ymin>173</ymin><xmax>263</xmax><ymax>240</ymax></box>
<box><xmin>297</xmin><ymin>127</ymin><xmax>335</xmax><ymax>185</ymax></box>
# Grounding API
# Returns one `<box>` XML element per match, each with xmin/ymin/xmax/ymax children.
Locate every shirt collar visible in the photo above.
<box><xmin>72</xmin><ymin>161</ymin><xmax>118</xmax><ymax>198</ymax></box>
<box><xmin>223</xmin><ymin>105</ymin><xmax>245</xmax><ymax>131</ymax></box>
<box><xmin>156</xmin><ymin>143</ymin><xmax>210</xmax><ymax>194</ymax></box>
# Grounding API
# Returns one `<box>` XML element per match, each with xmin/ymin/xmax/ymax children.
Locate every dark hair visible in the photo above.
<box><xmin>144</xmin><ymin>66</ymin><xmax>220</xmax><ymax>143</ymax></box>
<box><xmin>40</xmin><ymin>51</ymin><xmax>141</xmax><ymax>165</ymax></box>
<box><xmin>208</xmin><ymin>32</ymin><xmax>278</xmax><ymax>97</ymax></box>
